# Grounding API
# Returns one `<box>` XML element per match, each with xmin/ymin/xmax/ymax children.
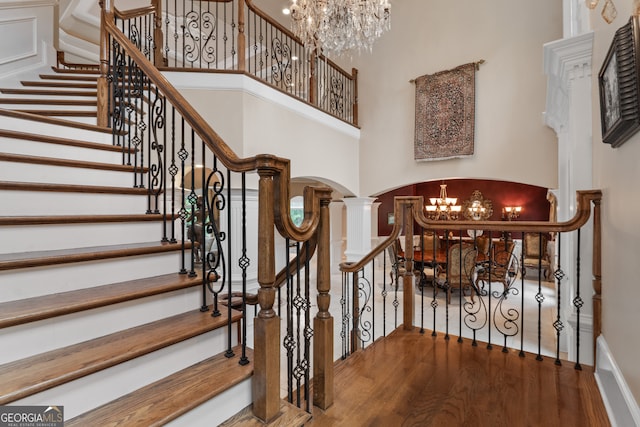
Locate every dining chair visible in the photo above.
<box><xmin>436</xmin><ymin>243</ymin><xmax>478</xmax><ymax>303</ymax></box>
<box><xmin>522</xmin><ymin>232</ymin><xmax>551</xmax><ymax>280</ymax></box>
<box><xmin>475</xmin><ymin>240</ymin><xmax>516</xmax><ymax>292</ymax></box>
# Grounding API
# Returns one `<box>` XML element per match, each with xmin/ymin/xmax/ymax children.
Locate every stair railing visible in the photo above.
<box><xmin>340</xmin><ymin>191</ymin><xmax>602</xmax><ymax>369</ymax></box>
<box><xmin>111</xmin><ymin>0</ymin><xmax>359</xmax><ymax>126</ymax></box>
<box><xmin>100</xmin><ymin>0</ymin><xmax>335</xmax><ymax>422</ymax></box>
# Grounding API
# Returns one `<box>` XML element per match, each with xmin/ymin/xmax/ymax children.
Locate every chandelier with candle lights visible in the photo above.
<box><xmin>425</xmin><ymin>183</ymin><xmax>461</xmax><ymax>220</ymax></box>
<box><xmin>288</xmin><ymin>0</ymin><xmax>391</xmax><ymax>56</ymax></box>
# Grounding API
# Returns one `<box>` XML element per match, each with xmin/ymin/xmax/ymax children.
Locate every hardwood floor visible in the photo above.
<box><xmin>306</xmin><ymin>327</ymin><xmax>609</xmax><ymax>427</ymax></box>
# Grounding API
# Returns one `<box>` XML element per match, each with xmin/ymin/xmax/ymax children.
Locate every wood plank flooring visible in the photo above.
<box><xmin>306</xmin><ymin>327</ymin><xmax>610</xmax><ymax>427</ymax></box>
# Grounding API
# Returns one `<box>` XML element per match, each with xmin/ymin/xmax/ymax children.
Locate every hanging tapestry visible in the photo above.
<box><xmin>414</xmin><ymin>62</ymin><xmax>476</xmax><ymax>161</ymax></box>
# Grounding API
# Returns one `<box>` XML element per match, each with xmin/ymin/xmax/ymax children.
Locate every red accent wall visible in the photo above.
<box><xmin>377</xmin><ymin>179</ymin><xmax>550</xmax><ymax>236</ymax></box>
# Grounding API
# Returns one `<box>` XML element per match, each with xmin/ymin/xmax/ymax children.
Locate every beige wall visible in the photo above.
<box><xmin>590</xmin><ymin>0</ymin><xmax>640</xmax><ymax>404</ymax></box>
<box><xmin>345</xmin><ymin>0</ymin><xmax>562</xmax><ymax>197</ymax></box>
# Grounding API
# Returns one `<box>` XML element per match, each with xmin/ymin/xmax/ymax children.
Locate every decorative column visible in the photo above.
<box><xmin>329</xmin><ymin>201</ymin><xmax>345</xmax><ymax>274</ymax></box>
<box><xmin>342</xmin><ymin>197</ymin><xmax>377</xmax><ymax>262</ymax></box>
<box><xmin>544</xmin><ymin>31</ymin><xmax>594</xmax><ymax>365</ymax></box>
<box><xmin>371</xmin><ymin>202</ymin><xmax>381</xmax><ymax>260</ymax></box>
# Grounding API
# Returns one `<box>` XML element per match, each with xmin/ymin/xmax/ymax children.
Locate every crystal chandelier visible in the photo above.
<box><xmin>288</xmin><ymin>0</ymin><xmax>391</xmax><ymax>56</ymax></box>
<box><xmin>425</xmin><ymin>184</ymin><xmax>461</xmax><ymax>220</ymax></box>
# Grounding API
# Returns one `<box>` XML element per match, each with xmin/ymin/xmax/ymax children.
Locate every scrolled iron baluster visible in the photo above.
<box><xmin>355</xmin><ymin>270</ymin><xmax>373</xmax><ymax>347</ymax></box>
<box><xmin>148</xmin><ymin>87</ymin><xmax>165</xmax><ymax>213</ymax></box>
<box><xmin>183</xmin><ymin>10</ymin><xmax>200</xmax><ymax>64</ymax></box>
<box><xmin>462</xmin><ymin>292</ymin><xmax>488</xmax><ymax>346</ymax></box>
<box><xmin>330</xmin><ymin>76</ymin><xmax>345</xmax><ymax>116</ymax></box>
<box><xmin>271</xmin><ymin>38</ymin><xmax>292</xmax><ymax>89</ymax></box>
<box><xmin>200</xmin><ymin>11</ymin><xmax>217</xmax><ymax>66</ymax></box>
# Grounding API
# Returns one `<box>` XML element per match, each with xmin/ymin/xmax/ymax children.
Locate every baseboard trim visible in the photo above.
<box><xmin>595</xmin><ymin>335</ymin><xmax>640</xmax><ymax>427</ymax></box>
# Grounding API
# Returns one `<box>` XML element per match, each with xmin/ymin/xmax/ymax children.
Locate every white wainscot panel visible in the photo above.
<box><xmin>0</xmin><ymin>17</ymin><xmax>36</xmax><ymax>65</ymax></box>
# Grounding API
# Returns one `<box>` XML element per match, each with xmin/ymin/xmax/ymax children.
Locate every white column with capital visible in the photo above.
<box><xmin>329</xmin><ymin>200</ymin><xmax>345</xmax><ymax>274</ymax></box>
<box><xmin>544</xmin><ymin>31</ymin><xmax>594</xmax><ymax>365</ymax></box>
<box><xmin>343</xmin><ymin>197</ymin><xmax>377</xmax><ymax>263</ymax></box>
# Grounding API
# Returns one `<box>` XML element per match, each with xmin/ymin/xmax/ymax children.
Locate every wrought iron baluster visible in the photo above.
<box><xmin>554</xmin><ymin>233</ymin><xmax>565</xmax><ymax>365</ymax></box>
<box><xmin>535</xmin><ymin>232</ymin><xmax>545</xmax><ymax>361</ymax></box>
<box><xmin>574</xmin><ymin>229</ymin><xmax>582</xmax><ymax>370</ymax></box>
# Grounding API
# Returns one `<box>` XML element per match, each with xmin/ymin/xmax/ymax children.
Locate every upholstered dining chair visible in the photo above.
<box><xmin>522</xmin><ymin>232</ymin><xmax>551</xmax><ymax>280</ymax></box>
<box><xmin>387</xmin><ymin>238</ymin><xmax>406</xmax><ymax>281</ymax></box>
<box><xmin>475</xmin><ymin>240</ymin><xmax>516</xmax><ymax>292</ymax></box>
<box><xmin>474</xmin><ymin>234</ymin><xmax>491</xmax><ymax>259</ymax></box>
<box><xmin>420</xmin><ymin>231</ymin><xmax>439</xmax><ymax>251</ymax></box>
<box><xmin>436</xmin><ymin>243</ymin><xmax>478</xmax><ymax>303</ymax></box>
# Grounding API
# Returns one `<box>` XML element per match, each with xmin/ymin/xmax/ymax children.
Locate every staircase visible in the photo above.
<box><xmin>0</xmin><ymin>66</ymin><xmax>253</xmax><ymax>425</ymax></box>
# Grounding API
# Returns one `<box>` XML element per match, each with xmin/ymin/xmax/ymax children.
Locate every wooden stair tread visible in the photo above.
<box><xmin>0</xmin><ymin>241</ymin><xmax>184</xmax><ymax>271</ymax></box>
<box><xmin>0</xmin><ymin>306</ymin><xmax>243</xmax><ymax>404</ymax></box>
<box><xmin>14</xmin><ymin>109</ymin><xmax>96</xmax><ymax>117</ymax></box>
<box><xmin>0</xmin><ymin>88</ymin><xmax>97</xmax><ymax>96</ymax></box>
<box><xmin>39</xmin><ymin>74</ymin><xmax>99</xmax><ymax>81</ymax></box>
<box><xmin>0</xmin><ymin>98</ymin><xmax>96</xmax><ymax>105</ymax></box>
<box><xmin>0</xmin><ymin>108</ymin><xmax>114</xmax><ymax>134</ymax></box>
<box><xmin>0</xmin><ymin>152</ymin><xmax>148</xmax><ymax>173</ymax></box>
<box><xmin>0</xmin><ymin>180</ymin><xmax>149</xmax><ymax>194</ymax></box>
<box><xmin>0</xmin><ymin>128</ymin><xmax>134</xmax><ymax>154</ymax></box>
<box><xmin>219</xmin><ymin>400</ymin><xmax>311</xmax><ymax>427</ymax></box>
<box><xmin>0</xmin><ymin>213</ymin><xmax>172</xmax><ymax>226</ymax></box>
<box><xmin>21</xmin><ymin>81</ymin><xmax>97</xmax><ymax>89</ymax></box>
<box><xmin>0</xmin><ymin>272</ymin><xmax>202</xmax><ymax>328</ymax></box>
<box><xmin>51</xmin><ymin>66</ymin><xmax>101</xmax><ymax>75</ymax></box>
<box><xmin>66</xmin><ymin>346</ymin><xmax>252</xmax><ymax>427</ymax></box>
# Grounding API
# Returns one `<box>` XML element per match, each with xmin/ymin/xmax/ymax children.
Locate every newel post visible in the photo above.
<box><xmin>314</xmin><ymin>191</ymin><xmax>334</xmax><ymax>409</ymax></box>
<box><xmin>252</xmin><ymin>166</ymin><xmax>280</xmax><ymax>422</ymax></box>
<box><xmin>152</xmin><ymin>0</ymin><xmax>165</xmax><ymax>67</ymax></box>
<box><xmin>352</xmin><ymin>68</ymin><xmax>359</xmax><ymax>127</ymax></box>
<box><xmin>238</xmin><ymin>0</ymin><xmax>246</xmax><ymax>72</ymax></box>
<box><xmin>402</xmin><ymin>200</ymin><xmax>414</xmax><ymax>330</ymax></box>
<box><xmin>592</xmin><ymin>197</ymin><xmax>602</xmax><ymax>363</ymax></box>
<box><xmin>309</xmin><ymin>54</ymin><xmax>317</xmax><ymax>105</ymax></box>
<box><xmin>97</xmin><ymin>0</ymin><xmax>112</xmax><ymax>128</ymax></box>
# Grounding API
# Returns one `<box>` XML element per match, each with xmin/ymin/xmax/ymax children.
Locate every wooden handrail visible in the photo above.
<box><xmin>340</xmin><ymin>190</ymin><xmax>602</xmax><ymax>273</ymax></box>
<box><xmin>114</xmin><ymin>6</ymin><xmax>156</xmax><ymax>20</ymax></box>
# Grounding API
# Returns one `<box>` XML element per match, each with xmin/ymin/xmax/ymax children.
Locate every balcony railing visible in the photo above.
<box><xmin>339</xmin><ymin>193</ymin><xmax>602</xmax><ymax>369</ymax></box>
<box><xmin>113</xmin><ymin>0</ymin><xmax>358</xmax><ymax>126</ymax></box>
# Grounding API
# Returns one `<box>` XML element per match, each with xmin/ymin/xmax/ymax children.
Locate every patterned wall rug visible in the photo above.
<box><xmin>414</xmin><ymin>62</ymin><xmax>476</xmax><ymax>161</ymax></box>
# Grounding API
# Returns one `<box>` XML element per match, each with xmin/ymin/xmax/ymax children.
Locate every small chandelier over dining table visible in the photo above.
<box><xmin>288</xmin><ymin>0</ymin><xmax>391</xmax><ymax>56</ymax></box>
<box><xmin>425</xmin><ymin>183</ymin><xmax>461</xmax><ymax>220</ymax></box>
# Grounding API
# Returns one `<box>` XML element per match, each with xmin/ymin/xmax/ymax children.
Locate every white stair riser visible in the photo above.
<box><xmin>0</xmin><ymin>136</ymin><xmax>123</xmax><ymax>164</ymax></box>
<box><xmin>0</xmin><ymin>252</ymin><xmax>185</xmax><ymax>302</ymax></box>
<box><xmin>0</xmin><ymin>287</ymin><xmax>210</xmax><ymax>363</ymax></box>
<box><xmin>0</xmin><ymin>191</ymin><xmax>149</xmax><ymax>215</ymax></box>
<box><xmin>0</xmin><ymin>116</ymin><xmax>110</xmax><ymax>144</ymax></box>
<box><xmin>0</xmin><ymin>162</ymin><xmax>137</xmax><ymax>187</ymax></box>
<box><xmin>10</xmin><ymin>328</ymin><xmax>239</xmax><ymax>419</ymax></box>
<box><xmin>0</xmin><ymin>222</ymin><xmax>164</xmax><ymax>254</ymax></box>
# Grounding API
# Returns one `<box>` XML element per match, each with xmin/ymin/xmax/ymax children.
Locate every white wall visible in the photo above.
<box><xmin>590</xmin><ymin>0</ymin><xmax>640</xmax><ymax>406</ymax></box>
<box><xmin>0</xmin><ymin>0</ymin><xmax>56</xmax><ymax>80</ymax></box>
<box><xmin>342</xmin><ymin>0</ymin><xmax>563</xmax><ymax>197</ymax></box>
<box><xmin>166</xmin><ymin>72</ymin><xmax>361</xmax><ymax>196</ymax></box>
